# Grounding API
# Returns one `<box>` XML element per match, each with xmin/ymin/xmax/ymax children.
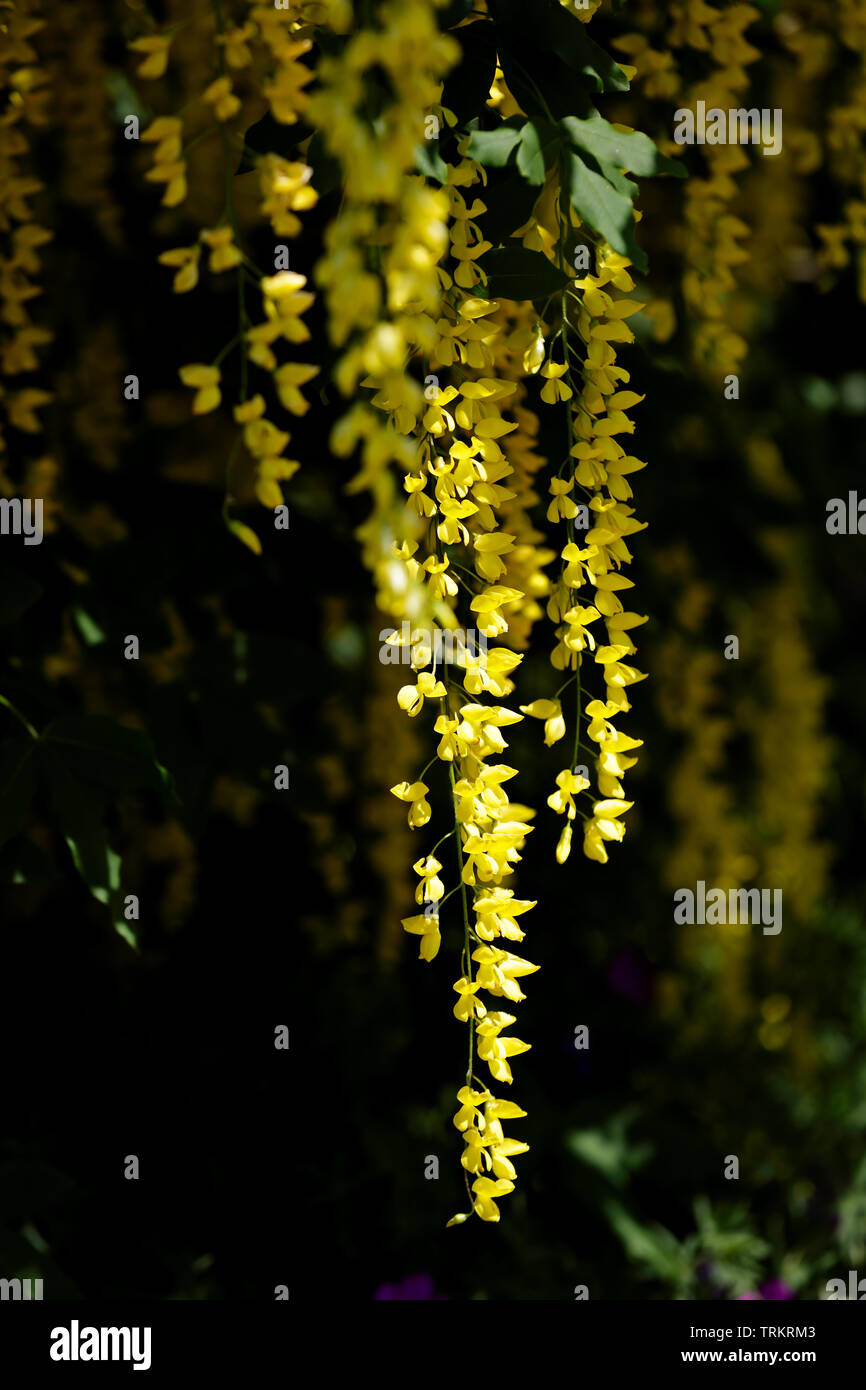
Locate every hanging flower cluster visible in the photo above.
<box><xmin>549</xmin><ymin>246</ymin><xmax>647</xmax><ymax>866</ymax></box>
<box><xmin>616</xmin><ymin>1</ymin><xmax>761</xmax><ymax>375</ymax></box>
<box><xmin>0</xmin><ymin>0</ymin><xmax>53</xmax><ymax>485</ymax></box>
<box><xmin>816</xmin><ymin>0</ymin><xmax>866</xmax><ymax>296</ymax></box>
<box><xmin>130</xmin><ymin>2</ymin><xmax>322</xmax><ymax>552</ymax></box>
<box><xmin>130</xmin><ymin>0</ymin><xmax>674</xmax><ymax>1224</ymax></box>
<box><xmin>312</xmin><ymin>2</ymin><xmax>542</xmax><ymax>1217</ymax></box>
<box><xmin>2</xmin><ymin>0</ymin><xmax>862</xmax><ymax>1289</ymax></box>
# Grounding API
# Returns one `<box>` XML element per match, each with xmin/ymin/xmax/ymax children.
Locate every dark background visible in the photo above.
<box><xmin>2</xmin><ymin>0</ymin><xmax>865</xmax><ymax>1303</ymax></box>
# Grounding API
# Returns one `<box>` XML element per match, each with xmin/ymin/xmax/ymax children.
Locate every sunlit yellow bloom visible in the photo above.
<box><xmin>129</xmin><ymin>34</ymin><xmax>171</xmax><ymax>80</ymax></box>
<box><xmin>519</xmin><ymin>698</ymin><xmax>566</xmax><ymax>746</ymax></box>
<box><xmin>178</xmin><ymin>363</ymin><xmax>220</xmax><ymax>414</ymax></box>
<box><xmin>158</xmin><ymin>244</ymin><xmax>200</xmax><ymax>294</ymax></box>
<box><xmin>203</xmin><ymin>75</ymin><xmax>240</xmax><ymax>122</ymax></box>
<box><xmin>390</xmin><ymin>780</ymin><xmax>432</xmax><ymax>828</ymax></box>
<box><xmin>540</xmin><ymin>359</ymin><xmax>573</xmax><ymax>403</ymax></box>
<box><xmin>397</xmin><ymin>671</ymin><xmax>447</xmax><ymax>716</ymax></box>
<box><xmin>401</xmin><ymin>910</ymin><xmax>441</xmax><ymax>962</ymax></box>
<box><xmin>274</xmin><ymin>362</ymin><xmax>319</xmax><ymax>415</ymax></box>
<box><xmin>471</xmin><ymin>1175</ymin><xmax>515</xmax><ymax>1222</ymax></box>
<box><xmin>413</xmin><ymin>854</ymin><xmax>445</xmax><ymax>906</ymax></box>
<box><xmin>200</xmin><ymin>226</ymin><xmax>242</xmax><ymax>273</ymax></box>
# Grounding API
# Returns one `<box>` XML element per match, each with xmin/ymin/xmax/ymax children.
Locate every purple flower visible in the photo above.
<box><xmin>759</xmin><ymin>1278</ymin><xmax>794</xmax><ymax>1300</ymax></box>
<box><xmin>737</xmin><ymin>1279</ymin><xmax>794</xmax><ymax>1301</ymax></box>
<box><xmin>374</xmin><ymin>1272</ymin><xmax>446</xmax><ymax>1300</ymax></box>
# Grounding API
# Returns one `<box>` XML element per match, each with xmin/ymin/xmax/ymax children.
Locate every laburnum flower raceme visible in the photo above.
<box><xmin>128</xmin><ymin>0</ymin><xmax>682</xmax><ymax>1224</ymax></box>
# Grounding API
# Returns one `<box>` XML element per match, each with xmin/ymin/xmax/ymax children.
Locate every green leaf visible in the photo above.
<box><xmin>604</xmin><ymin>1200</ymin><xmax>689</xmax><ymax>1284</ymax></box>
<box><xmin>480</xmin><ymin>246</ymin><xmax>568</xmax><ymax>300</ymax></box>
<box><xmin>562</xmin><ymin>114</ymin><xmax>686</xmax><ymax>180</ymax></box>
<box><xmin>464</xmin><ymin>125</ymin><xmax>520</xmax><ymax>167</ymax></box>
<box><xmin>40</xmin><ymin>715</ymin><xmax>166</xmax><ymax>793</ymax></box>
<box><xmin>567</xmin><ymin>1110</ymin><xmax>653</xmax><ymax>1188</ymax></box>
<box><xmin>494</xmin><ymin>45</ymin><xmax>553</xmax><ymax>125</ymax></box>
<box><xmin>490</xmin><ymin>0</ymin><xmax>629</xmax><ymax>93</ymax></box>
<box><xmin>44</xmin><ymin>757</ymin><xmax>137</xmax><ymax>949</ymax></box>
<box><xmin>106</xmin><ymin>71</ymin><xmax>147</xmax><ymax>126</ymax></box>
<box><xmin>565</xmin><ymin>152</ymin><xmax>647</xmax><ymax>273</ymax></box>
<box><xmin>414</xmin><ymin>140</ymin><xmax>448</xmax><ymax>183</ymax></box>
<box><xmin>0</xmin><ymin>735</ymin><xmax>38</xmax><ymax>849</ymax></box>
<box><xmin>497</xmin><ymin>39</ymin><xmax>596</xmax><ymax>123</ymax></box>
<box><xmin>71</xmin><ymin>606</ymin><xmax>106</xmax><ymax>647</ymax></box>
<box><xmin>516</xmin><ymin>119</ymin><xmax>562</xmax><ymax>187</ymax></box>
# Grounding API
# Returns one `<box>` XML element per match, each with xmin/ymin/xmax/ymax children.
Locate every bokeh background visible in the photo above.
<box><xmin>2</xmin><ymin>0</ymin><xmax>865</xmax><ymax>1300</ymax></box>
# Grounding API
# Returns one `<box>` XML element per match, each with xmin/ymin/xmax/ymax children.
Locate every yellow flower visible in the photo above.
<box><xmin>401</xmin><ymin>910</ymin><xmax>441</xmax><ymax>962</ymax></box>
<box><xmin>233</xmin><ymin>396</ymin><xmax>266</xmax><ymax>425</ymax></box>
<box><xmin>397</xmin><ymin>671</ymin><xmax>447</xmax><ymax>716</ymax></box>
<box><xmin>158</xmin><ymin>244</ymin><xmax>200</xmax><ymax>294</ymax></box>
<box><xmin>260</xmin><ymin>156</ymin><xmax>318</xmax><ymax>237</ymax></box>
<box><xmin>6</xmin><ymin>388</ymin><xmax>52</xmax><ymax>432</ymax></box>
<box><xmin>522</xmin><ymin>323</ymin><xmax>545</xmax><ymax>374</ymax></box>
<box><xmin>129</xmin><ymin>34</ymin><xmax>172</xmax><ymax>80</ymax></box>
<box><xmin>487</xmin><ymin>1136</ymin><xmax>530</xmax><ymax>1181</ymax></box>
<box><xmin>220</xmin><ymin>23</ymin><xmax>255</xmax><ymax>69</ymax></box>
<box><xmin>434</xmin><ymin>713</ymin><xmax>459</xmax><ymax>761</ymax></box>
<box><xmin>243</xmin><ymin>418</ymin><xmax>289</xmax><ymax>458</ymax></box>
<box><xmin>141</xmin><ymin>117</ymin><xmax>182</xmax><ymax>165</ymax></box>
<box><xmin>390</xmin><ymin>780</ymin><xmax>432</xmax><ymax>828</ymax></box>
<box><xmin>141</xmin><ymin>116</ymin><xmax>182</xmax><ymax>144</ymax></box>
<box><xmin>472</xmin><ymin>946</ymin><xmax>539</xmax><ymax>1002</ymax></box>
<box><xmin>470</xmin><ymin>585</ymin><xmax>524</xmax><ymax>639</ymax></box>
<box><xmin>274</xmin><ymin>362</ymin><xmax>319</xmax><ymax>415</ymax></box>
<box><xmin>412</xmin><ymin>854</ymin><xmax>445</xmax><ymax>906</ymax></box>
<box><xmin>556</xmin><ymin>821</ymin><xmax>573</xmax><ymax>864</ymax></box>
<box><xmin>145</xmin><ymin>159</ymin><xmax>187</xmax><ymax>208</ymax></box>
<box><xmin>583</xmin><ymin>798</ymin><xmax>633</xmax><ymax>864</ymax></box>
<box><xmin>452</xmin><ymin>1085</ymin><xmax>491</xmax><ymax>1132</ymax></box>
<box><xmin>452</xmin><ymin>976</ymin><xmax>487</xmax><ymax>1022</ymax></box>
<box><xmin>547</xmin><ymin>768</ymin><xmax>591</xmax><ymax>820</ymax></box>
<box><xmin>519</xmin><ymin>698</ymin><xmax>566</xmax><ymax>747</ymax></box>
<box><xmin>476</xmin><ymin>1012</ymin><xmax>531</xmax><ymax>1084</ymax></box>
<box><xmin>461</xmin><ymin>1126</ymin><xmax>493</xmax><ymax>1174</ymax></box>
<box><xmin>226</xmin><ymin>520</ymin><xmax>261</xmax><ymax>555</ymax></box>
<box><xmin>178</xmin><ymin>363</ymin><xmax>220</xmax><ymax>414</ymax></box>
<box><xmin>473</xmin><ymin>889</ymin><xmax>535</xmax><ymax>943</ymax></box>
<box><xmin>254</xmin><ymin>457</ymin><xmax>299</xmax><ymax>509</ymax></box>
<box><xmin>471</xmin><ymin>1175</ymin><xmax>515</xmax><ymax>1222</ymax></box>
<box><xmin>547</xmin><ymin>477</ymin><xmax>579</xmax><ymax>523</ymax></box>
<box><xmin>200</xmin><ymin>226</ymin><xmax>242</xmax><ymax>273</ymax></box>
<box><xmin>540</xmin><ymin>359</ymin><xmax>573</xmax><ymax>403</ymax></box>
<box><xmin>262</xmin><ymin>270</ymin><xmax>310</xmax><ymax>300</ymax></box>
<box><xmin>203</xmin><ymin>76</ymin><xmax>240</xmax><ymax>122</ymax></box>
<box><xmin>263</xmin><ymin>38</ymin><xmax>315</xmax><ymax>124</ymax></box>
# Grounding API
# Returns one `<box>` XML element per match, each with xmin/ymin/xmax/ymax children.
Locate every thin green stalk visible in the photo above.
<box><xmin>0</xmin><ymin>694</ymin><xmax>38</xmax><ymax>740</ymax></box>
